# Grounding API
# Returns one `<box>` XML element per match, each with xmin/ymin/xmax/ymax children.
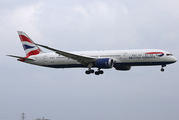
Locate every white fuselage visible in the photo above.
<box><xmin>25</xmin><ymin>49</ymin><xmax>177</xmax><ymax>69</ymax></box>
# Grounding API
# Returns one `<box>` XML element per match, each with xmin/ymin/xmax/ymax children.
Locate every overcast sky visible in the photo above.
<box><xmin>1</xmin><ymin>0</ymin><xmax>179</xmax><ymax>120</ymax></box>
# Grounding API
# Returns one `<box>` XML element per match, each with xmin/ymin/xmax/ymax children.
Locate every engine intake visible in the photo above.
<box><xmin>96</xmin><ymin>58</ymin><xmax>113</xmax><ymax>68</ymax></box>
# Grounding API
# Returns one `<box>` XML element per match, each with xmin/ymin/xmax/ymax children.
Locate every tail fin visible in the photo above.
<box><xmin>17</xmin><ymin>31</ymin><xmax>43</xmax><ymax>57</ymax></box>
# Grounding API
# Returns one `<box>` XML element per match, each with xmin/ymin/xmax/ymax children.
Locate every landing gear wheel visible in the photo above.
<box><xmin>99</xmin><ymin>70</ymin><xmax>104</xmax><ymax>74</ymax></box>
<box><xmin>89</xmin><ymin>69</ymin><xmax>94</xmax><ymax>73</ymax></box>
<box><xmin>85</xmin><ymin>69</ymin><xmax>94</xmax><ymax>74</ymax></box>
<box><xmin>85</xmin><ymin>70</ymin><xmax>90</xmax><ymax>74</ymax></box>
<box><xmin>94</xmin><ymin>70</ymin><xmax>104</xmax><ymax>75</ymax></box>
<box><xmin>95</xmin><ymin>71</ymin><xmax>100</xmax><ymax>75</ymax></box>
<box><xmin>160</xmin><ymin>65</ymin><xmax>166</xmax><ymax>72</ymax></box>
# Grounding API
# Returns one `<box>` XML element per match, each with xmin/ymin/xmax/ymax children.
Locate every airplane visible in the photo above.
<box><xmin>7</xmin><ymin>31</ymin><xmax>177</xmax><ymax>75</ymax></box>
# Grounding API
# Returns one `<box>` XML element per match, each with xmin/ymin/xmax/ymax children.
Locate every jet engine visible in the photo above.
<box><xmin>95</xmin><ymin>58</ymin><xmax>113</xmax><ymax>68</ymax></box>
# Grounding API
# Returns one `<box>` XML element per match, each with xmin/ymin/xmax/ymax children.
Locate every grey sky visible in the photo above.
<box><xmin>1</xmin><ymin>0</ymin><xmax>179</xmax><ymax>120</ymax></box>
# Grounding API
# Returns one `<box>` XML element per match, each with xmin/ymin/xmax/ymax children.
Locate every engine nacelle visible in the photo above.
<box><xmin>96</xmin><ymin>58</ymin><xmax>113</xmax><ymax>68</ymax></box>
<box><xmin>115</xmin><ymin>65</ymin><xmax>131</xmax><ymax>71</ymax></box>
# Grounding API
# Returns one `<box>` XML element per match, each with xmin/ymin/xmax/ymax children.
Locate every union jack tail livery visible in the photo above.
<box><xmin>18</xmin><ymin>31</ymin><xmax>43</xmax><ymax>57</ymax></box>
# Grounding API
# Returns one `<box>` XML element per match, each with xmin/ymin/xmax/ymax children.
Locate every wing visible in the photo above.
<box><xmin>35</xmin><ymin>43</ymin><xmax>97</xmax><ymax>66</ymax></box>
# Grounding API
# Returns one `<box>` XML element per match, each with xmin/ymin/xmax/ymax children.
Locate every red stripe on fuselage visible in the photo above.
<box><xmin>146</xmin><ymin>52</ymin><xmax>164</xmax><ymax>54</ymax></box>
<box><xmin>19</xmin><ymin>35</ymin><xmax>33</xmax><ymax>43</ymax></box>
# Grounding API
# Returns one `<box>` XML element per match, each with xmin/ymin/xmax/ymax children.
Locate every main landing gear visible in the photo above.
<box><xmin>161</xmin><ymin>65</ymin><xmax>166</xmax><ymax>72</ymax></box>
<box><xmin>95</xmin><ymin>69</ymin><xmax>104</xmax><ymax>75</ymax></box>
<box><xmin>85</xmin><ymin>68</ymin><xmax>104</xmax><ymax>75</ymax></box>
<box><xmin>85</xmin><ymin>69</ymin><xmax>94</xmax><ymax>74</ymax></box>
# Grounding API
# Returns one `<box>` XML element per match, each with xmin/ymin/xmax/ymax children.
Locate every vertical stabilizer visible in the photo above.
<box><xmin>17</xmin><ymin>31</ymin><xmax>43</xmax><ymax>57</ymax></box>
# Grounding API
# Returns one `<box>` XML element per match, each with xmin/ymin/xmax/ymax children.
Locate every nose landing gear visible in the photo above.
<box><xmin>161</xmin><ymin>68</ymin><xmax>164</xmax><ymax>72</ymax></box>
<box><xmin>161</xmin><ymin>65</ymin><xmax>166</xmax><ymax>72</ymax></box>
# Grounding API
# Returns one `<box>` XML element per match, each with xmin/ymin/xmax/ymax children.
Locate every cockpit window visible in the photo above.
<box><xmin>166</xmin><ymin>53</ymin><xmax>173</xmax><ymax>56</ymax></box>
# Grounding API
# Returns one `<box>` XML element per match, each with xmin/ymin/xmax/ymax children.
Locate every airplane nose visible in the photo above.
<box><xmin>173</xmin><ymin>57</ymin><xmax>177</xmax><ymax>63</ymax></box>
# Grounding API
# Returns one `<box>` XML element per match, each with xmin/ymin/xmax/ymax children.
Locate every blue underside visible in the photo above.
<box><xmin>43</xmin><ymin>61</ymin><xmax>175</xmax><ymax>68</ymax></box>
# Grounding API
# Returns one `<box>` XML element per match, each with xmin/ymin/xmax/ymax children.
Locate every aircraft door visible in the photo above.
<box><xmin>122</xmin><ymin>53</ymin><xmax>128</xmax><ymax>62</ymax></box>
<box><xmin>43</xmin><ymin>55</ymin><xmax>48</xmax><ymax>65</ymax></box>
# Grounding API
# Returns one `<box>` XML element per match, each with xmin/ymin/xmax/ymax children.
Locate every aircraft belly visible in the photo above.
<box><xmin>44</xmin><ymin>57</ymin><xmax>79</xmax><ymax>67</ymax></box>
<box><xmin>46</xmin><ymin>58</ymin><xmax>82</xmax><ymax>68</ymax></box>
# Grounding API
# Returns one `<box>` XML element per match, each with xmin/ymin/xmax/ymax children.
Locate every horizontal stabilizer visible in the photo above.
<box><xmin>6</xmin><ymin>55</ymin><xmax>35</xmax><ymax>61</ymax></box>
